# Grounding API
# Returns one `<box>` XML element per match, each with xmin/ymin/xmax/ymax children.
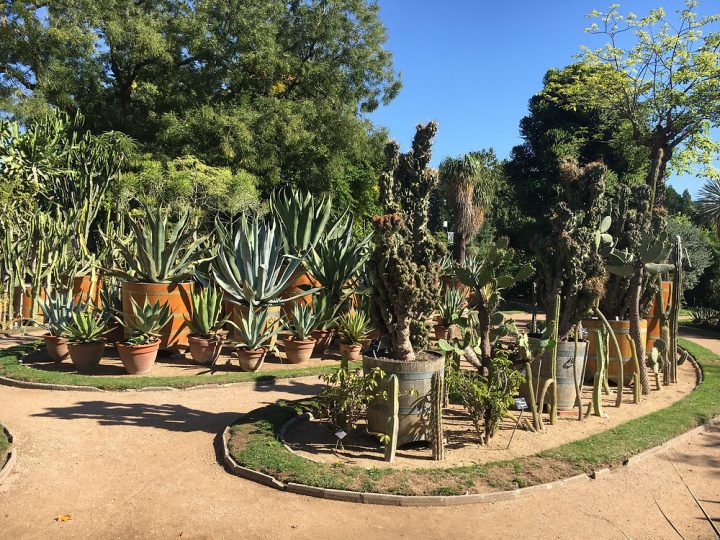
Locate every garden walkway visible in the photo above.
<box><xmin>0</xmin><ymin>330</ymin><xmax>718</xmax><ymax>539</ymax></box>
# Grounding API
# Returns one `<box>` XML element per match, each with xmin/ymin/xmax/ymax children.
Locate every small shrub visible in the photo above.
<box><xmin>317</xmin><ymin>367</ymin><xmax>385</xmax><ymax>431</ymax></box>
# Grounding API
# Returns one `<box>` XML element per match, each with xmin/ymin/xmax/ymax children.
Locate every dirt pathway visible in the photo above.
<box><xmin>0</xmin><ymin>334</ymin><xmax>718</xmax><ymax>539</ymax></box>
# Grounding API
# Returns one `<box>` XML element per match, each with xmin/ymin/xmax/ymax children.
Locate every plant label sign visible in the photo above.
<box><xmin>514</xmin><ymin>397</ymin><xmax>528</xmax><ymax>410</ymax></box>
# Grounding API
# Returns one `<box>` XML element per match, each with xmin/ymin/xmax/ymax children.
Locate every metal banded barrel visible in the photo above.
<box><xmin>122</xmin><ymin>281</ymin><xmax>194</xmax><ymax>351</ymax></box>
<box><xmin>536</xmin><ymin>340</ymin><xmax>588</xmax><ymax>412</ymax></box>
<box><xmin>583</xmin><ymin>319</ymin><xmax>647</xmax><ymax>385</ymax></box>
<box><xmin>363</xmin><ymin>353</ymin><xmax>444</xmax><ymax>446</ymax></box>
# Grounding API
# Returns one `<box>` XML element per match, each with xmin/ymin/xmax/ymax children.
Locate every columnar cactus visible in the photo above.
<box><xmin>430</xmin><ymin>372</ymin><xmax>445</xmax><ymax>461</ymax></box>
<box><xmin>536</xmin><ymin>159</ymin><xmax>610</xmax><ymax>341</ymax></box>
<box><xmin>369</xmin><ymin>122</ymin><xmax>443</xmax><ymax>360</ymax></box>
<box><xmin>384</xmin><ymin>374</ymin><xmax>399</xmax><ymax>462</ymax></box>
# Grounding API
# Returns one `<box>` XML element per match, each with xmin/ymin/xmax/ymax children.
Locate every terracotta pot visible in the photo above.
<box><xmin>339</xmin><ymin>342</ymin><xmax>362</xmax><ymax>362</ymax></box>
<box><xmin>121</xmin><ymin>281</ymin><xmax>194</xmax><ymax>350</ymax></box>
<box><xmin>235</xmin><ymin>347</ymin><xmax>268</xmax><ymax>372</ymax></box>
<box><xmin>187</xmin><ymin>335</ymin><xmax>224</xmax><ymax>365</ymax></box>
<box><xmin>43</xmin><ymin>334</ymin><xmax>70</xmax><ymax>362</ymax></box>
<box><xmin>280</xmin><ymin>265</ymin><xmax>319</xmax><ymax>318</ymax></box>
<box><xmin>67</xmin><ymin>341</ymin><xmax>105</xmax><ymax>371</ymax></box>
<box><xmin>433</xmin><ymin>324</ymin><xmax>452</xmax><ymax>341</ymax></box>
<box><xmin>72</xmin><ymin>275</ymin><xmax>103</xmax><ymax>308</ymax></box>
<box><xmin>223</xmin><ymin>300</ymin><xmax>282</xmax><ymax>347</ymax></box>
<box><xmin>116</xmin><ymin>340</ymin><xmax>160</xmax><ymax>375</ymax></box>
<box><xmin>15</xmin><ymin>286</ymin><xmax>46</xmax><ymax>323</ymax></box>
<box><xmin>311</xmin><ymin>328</ymin><xmax>335</xmax><ymax>356</ymax></box>
<box><xmin>646</xmin><ymin>281</ymin><xmax>672</xmax><ymax>354</ymax></box>
<box><xmin>284</xmin><ymin>337</ymin><xmax>316</xmax><ymax>364</ymax></box>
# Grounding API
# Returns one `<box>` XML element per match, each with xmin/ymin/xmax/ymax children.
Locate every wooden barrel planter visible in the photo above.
<box><xmin>362</xmin><ymin>352</ymin><xmax>444</xmax><ymax>446</ymax></box>
<box><xmin>72</xmin><ymin>275</ymin><xmax>103</xmax><ymax>308</ymax></box>
<box><xmin>14</xmin><ymin>285</ymin><xmax>45</xmax><ymax>323</ymax></box>
<box><xmin>645</xmin><ymin>281</ymin><xmax>672</xmax><ymax>354</ymax></box>
<box><xmin>522</xmin><ymin>340</ymin><xmax>587</xmax><ymax>412</ymax></box>
<box><xmin>223</xmin><ymin>300</ymin><xmax>282</xmax><ymax>348</ymax></box>
<box><xmin>280</xmin><ymin>265</ymin><xmax>319</xmax><ymax>318</ymax></box>
<box><xmin>121</xmin><ymin>281</ymin><xmax>194</xmax><ymax>350</ymax></box>
<box><xmin>583</xmin><ymin>319</ymin><xmax>647</xmax><ymax>384</ymax></box>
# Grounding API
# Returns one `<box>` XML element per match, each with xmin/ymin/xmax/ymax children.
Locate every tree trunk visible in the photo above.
<box><xmin>477</xmin><ymin>305</ymin><xmax>492</xmax><ymax>366</ymax></box>
<box><xmin>646</xmin><ymin>137</ymin><xmax>672</xmax><ymax>210</ymax></box>
<box><xmin>630</xmin><ymin>267</ymin><xmax>650</xmax><ymax>395</ymax></box>
<box><xmin>391</xmin><ymin>315</ymin><xmax>415</xmax><ymax>362</ymax></box>
<box><xmin>452</xmin><ymin>233</ymin><xmax>466</xmax><ymax>265</ymax></box>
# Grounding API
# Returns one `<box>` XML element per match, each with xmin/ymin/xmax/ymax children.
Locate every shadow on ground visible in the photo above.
<box><xmin>32</xmin><ymin>401</ymin><xmax>240</xmax><ymax>434</ymax></box>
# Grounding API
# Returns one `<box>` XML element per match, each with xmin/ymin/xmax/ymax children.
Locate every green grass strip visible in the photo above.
<box><xmin>0</xmin><ymin>423</ymin><xmax>7</xmax><ymax>460</ymax></box>
<box><xmin>0</xmin><ymin>343</ymin><xmax>359</xmax><ymax>391</ymax></box>
<box><xmin>228</xmin><ymin>337</ymin><xmax>720</xmax><ymax>496</ymax></box>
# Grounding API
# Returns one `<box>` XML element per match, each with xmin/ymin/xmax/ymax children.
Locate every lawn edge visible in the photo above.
<box><xmin>0</xmin><ymin>424</ymin><xmax>17</xmax><ymax>485</ymax></box>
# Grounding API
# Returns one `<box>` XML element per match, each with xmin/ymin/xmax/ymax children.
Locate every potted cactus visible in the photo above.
<box><xmin>337</xmin><ymin>310</ymin><xmax>371</xmax><ymax>361</ymax></box>
<box><xmin>64</xmin><ymin>307</ymin><xmax>109</xmax><ymax>371</ymax></box>
<box><xmin>37</xmin><ymin>291</ymin><xmax>75</xmax><ymax>362</ymax></box>
<box><xmin>105</xmin><ymin>204</ymin><xmax>208</xmax><ymax>350</ymax></box>
<box><xmin>213</xmin><ymin>215</ymin><xmax>315</xmax><ymax>347</ymax></box>
<box><xmin>364</xmin><ymin>122</ymin><xmax>446</xmax><ymax>446</ymax></box>
<box><xmin>284</xmin><ymin>303</ymin><xmax>321</xmax><ymax>364</ymax></box>
<box><xmin>434</xmin><ymin>288</ymin><xmax>467</xmax><ymax>341</ymax></box>
<box><xmin>185</xmin><ymin>286</ymin><xmax>228</xmax><ymax>365</ymax></box>
<box><xmin>232</xmin><ymin>307</ymin><xmax>283</xmax><ymax>372</ymax></box>
<box><xmin>115</xmin><ymin>298</ymin><xmax>173</xmax><ymax>375</ymax></box>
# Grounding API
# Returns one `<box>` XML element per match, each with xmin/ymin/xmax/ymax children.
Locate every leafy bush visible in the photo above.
<box><xmin>317</xmin><ymin>367</ymin><xmax>386</xmax><ymax>431</ymax></box>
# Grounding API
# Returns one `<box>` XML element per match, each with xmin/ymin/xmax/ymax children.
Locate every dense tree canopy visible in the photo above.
<box><xmin>1</xmin><ymin>0</ymin><xmax>400</xmax><ymax>213</ymax></box>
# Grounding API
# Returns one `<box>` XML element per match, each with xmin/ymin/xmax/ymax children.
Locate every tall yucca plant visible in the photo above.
<box><xmin>213</xmin><ymin>215</ymin><xmax>315</xmax><ymax>307</ymax></box>
<box><xmin>440</xmin><ymin>151</ymin><xmax>498</xmax><ymax>263</ymax></box>
<box><xmin>106</xmin><ymin>204</ymin><xmax>208</xmax><ymax>283</ymax></box>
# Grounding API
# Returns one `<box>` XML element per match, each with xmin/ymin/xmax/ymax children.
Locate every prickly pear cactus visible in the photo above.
<box><xmin>369</xmin><ymin>122</ymin><xmax>443</xmax><ymax>360</ymax></box>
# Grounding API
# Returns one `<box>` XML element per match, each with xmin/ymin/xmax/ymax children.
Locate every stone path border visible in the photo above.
<box><xmin>220</xmin><ymin>348</ymin><xmax>715</xmax><ymax>506</ymax></box>
<box><xmin>0</xmin><ymin>424</ymin><xmax>17</xmax><ymax>485</ymax></box>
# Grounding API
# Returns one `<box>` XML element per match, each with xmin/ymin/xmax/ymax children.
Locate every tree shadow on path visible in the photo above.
<box><xmin>32</xmin><ymin>401</ymin><xmax>240</xmax><ymax>434</ymax></box>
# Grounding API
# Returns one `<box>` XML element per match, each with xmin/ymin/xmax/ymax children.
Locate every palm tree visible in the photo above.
<box><xmin>698</xmin><ymin>177</ymin><xmax>720</xmax><ymax>233</ymax></box>
<box><xmin>439</xmin><ymin>150</ymin><xmax>498</xmax><ymax>263</ymax></box>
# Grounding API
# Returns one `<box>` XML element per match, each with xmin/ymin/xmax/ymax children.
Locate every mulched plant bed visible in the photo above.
<box><xmin>0</xmin><ymin>342</ymin><xmax>360</xmax><ymax>391</ymax></box>
<box><xmin>226</xmin><ymin>338</ymin><xmax>720</xmax><ymax>496</ymax></box>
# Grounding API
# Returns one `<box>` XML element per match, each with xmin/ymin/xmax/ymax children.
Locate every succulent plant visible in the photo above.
<box><xmin>38</xmin><ymin>290</ymin><xmax>75</xmax><ymax>336</ymax></box>
<box><xmin>287</xmin><ymin>303</ymin><xmax>321</xmax><ymax>341</ymax></box>
<box><xmin>232</xmin><ymin>307</ymin><xmax>282</xmax><ymax>351</ymax></box>
<box><xmin>368</xmin><ymin>122</ymin><xmax>444</xmax><ymax>361</ymax></box>
<box><xmin>437</xmin><ymin>288</ymin><xmax>467</xmax><ymax>327</ymax></box>
<box><xmin>269</xmin><ymin>187</ymin><xmax>335</xmax><ymax>255</ymax></box>
<box><xmin>118</xmin><ymin>298</ymin><xmax>172</xmax><ymax>345</ymax></box>
<box><xmin>64</xmin><ymin>308</ymin><xmax>109</xmax><ymax>343</ymax></box>
<box><xmin>213</xmin><ymin>215</ymin><xmax>315</xmax><ymax>307</ymax></box>
<box><xmin>186</xmin><ymin>286</ymin><xmax>227</xmax><ymax>338</ymax></box>
<box><xmin>337</xmin><ymin>310</ymin><xmax>372</xmax><ymax>345</ymax></box>
<box><xmin>106</xmin><ymin>204</ymin><xmax>209</xmax><ymax>283</ymax></box>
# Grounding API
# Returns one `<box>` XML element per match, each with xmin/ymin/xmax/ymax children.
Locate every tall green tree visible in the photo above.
<box><xmin>0</xmin><ymin>0</ymin><xmax>400</xmax><ymax>212</ymax></box>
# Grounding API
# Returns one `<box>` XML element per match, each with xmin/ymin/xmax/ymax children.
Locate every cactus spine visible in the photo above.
<box><xmin>384</xmin><ymin>374</ymin><xmax>399</xmax><ymax>462</ymax></box>
<box><xmin>430</xmin><ymin>372</ymin><xmax>445</xmax><ymax>461</ymax></box>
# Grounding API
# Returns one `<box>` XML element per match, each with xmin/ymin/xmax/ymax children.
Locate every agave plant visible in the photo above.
<box><xmin>38</xmin><ymin>291</ymin><xmax>75</xmax><ymax>336</ymax></box>
<box><xmin>99</xmin><ymin>281</ymin><xmax>123</xmax><ymax>316</ymax></box>
<box><xmin>213</xmin><ymin>215</ymin><xmax>316</xmax><ymax>307</ymax></box>
<box><xmin>269</xmin><ymin>187</ymin><xmax>335</xmax><ymax>255</ymax></box>
<box><xmin>438</xmin><ymin>288</ymin><xmax>467</xmax><ymax>326</ymax></box>
<box><xmin>105</xmin><ymin>204</ymin><xmax>209</xmax><ymax>283</ymax></box>
<box><xmin>186</xmin><ymin>286</ymin><xmax>227</xmax><ymax>338</ymax></box>
<box><xmin>233</xmin><ymin>307</ymin><xmax>283</xmax><ymax>350</ymax></box>
<box><xmin>337</xmin><ymin>310</ymin><xmax>371</xmax><ymax>345</ymax></box>
<box><xmin>65</xmin><ymin>308</ymin><xmax>109</xmax><ymax>343</ymax></box>
<box><xmin>306</xmin><ymin>214</ymin><xmax>372</xmax><ymax>307</ymax></box>
<box><xmin>118</xmin><ymin>298</ymin><xmax>172</xmax><ymax>345</ymax></box>
<box><xmin>287</xmin><ymin>303</ymin><xmax>322</xmax><ymax>341</ymax></box>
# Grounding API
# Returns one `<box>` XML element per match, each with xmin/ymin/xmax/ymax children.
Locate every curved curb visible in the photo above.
<box><xmin>220</xmin><ymin>346</ymin><xmax>714</xmax><ymax>506</ymax></box>
<box><xmin>0</xmin><ymin>424</ymin><xmax>17</xmax><ymax>485</ymax></box>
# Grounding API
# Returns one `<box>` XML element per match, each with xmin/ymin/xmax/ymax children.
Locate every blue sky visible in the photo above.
<box><xmin>369</xmin><ymin>0</ymin><xmax>715</xmax><ymax>197</ymax></box>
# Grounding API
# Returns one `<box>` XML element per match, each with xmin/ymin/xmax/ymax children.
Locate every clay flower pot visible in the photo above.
<box><xmin>187</xmin><ymin>335</ymin><xmax>224</xmax><ymax>365</ymax></box>
<box><xmin>116</xmin><ymin>340</ymin><xmax>161</xmax><ymax>375</ymax></box>
<box><xmin>310</xmin><ymin>328</ymin><xmax>334</xmax><ymax>357</ymax></box>
<box><xmin>67</xmin><ymin>341</ymin><xmax>105</xmax><ymax>371</ymax></box>
<box><xmin>235</xmin><ymin>347</ymin><xmax>268</xmax><ymax>372</ymax></box>
<box><xmin>284</xmin><ymin>337</ymin><xmax>316</xmax><ymax>364</ymax></box>
<box><xmin>339</xmin><ymin>342</ymin><xmax>362</xmax><ymax>362</ymax></box>
<box><xmin>433</xmin><ymin>324</ymin><xmax>452</xmax><ymax>341</ymax></box>
<box><xmin>44</xmin><ymin>334</ymin><xmax>70</xmax><ymax>363</ymax></box>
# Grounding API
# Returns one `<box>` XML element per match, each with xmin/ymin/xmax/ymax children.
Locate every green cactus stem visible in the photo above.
<box><xmin>669</xmin><ymin>236</ymin><xmax>683</xmax><ymax>384</ymax></box>
<box><xmin>591</xmin><ymin>329</ymin><xmax>606</xmax><ymax>417</ymax></box>
<box><xmin>572</xmin><ymin>325</ymin><xmax>583</xmax><ymax>420</ymax></box>
<box><xmin>549</xmin><ymin>293</ymin><xmax>560</xmax><ymax>425</ymax></box>
<box><xmin>430</xmin><ymin>372</ymin><xmax>445</xmax><ymax>461</ymax></box>
<box><xmin>626</xmin><ymin>335</ymin><xmax>642</xmax><ymax>404</ymax></box>
<box><xmin>524</xmin><ymin>361</ymin><xmax>543</xmax><ymax>432</ymax></box>
<box><xmin>593</xmin><ymin>307</ymin><xmax>624</xmax><ymax>407</ymax></box>
<box><xmin>384</xmin><ymin>374</ymin><xmax>399</xmax><ymax>463</ymax></box>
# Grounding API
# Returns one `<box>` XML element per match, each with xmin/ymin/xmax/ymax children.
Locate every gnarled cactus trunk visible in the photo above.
<box><xmin>629</xmin><ymin>267</ymin><xmax>650</xmax><ymax>395</ymax></box>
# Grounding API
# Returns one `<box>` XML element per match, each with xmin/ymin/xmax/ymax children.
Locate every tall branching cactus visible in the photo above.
<box><xmin>368</xmin><ymin>122</ymin><xmax>442</xmax><ymax>360</ymax></box>
<box><xmin>536</xmin><ymin>159</ymin><xmax>610</xmax><ymax>341</ymax></box>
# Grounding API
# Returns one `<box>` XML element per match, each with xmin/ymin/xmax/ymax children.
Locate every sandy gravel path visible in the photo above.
<box><xmin>0</xmin><ymin>331</ymin><xmax>718</xmax><ymax>539</ymax></box>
